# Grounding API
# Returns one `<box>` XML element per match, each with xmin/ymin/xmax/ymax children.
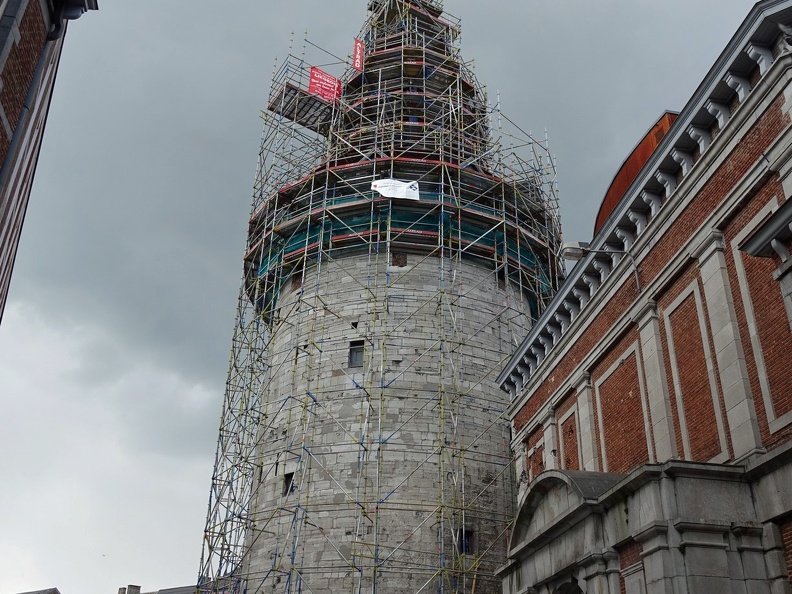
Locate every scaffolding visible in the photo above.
<box><xmin>199</xmin><ymin>1</ymin><xmax>563</xmax><ymax>593</ymax></box>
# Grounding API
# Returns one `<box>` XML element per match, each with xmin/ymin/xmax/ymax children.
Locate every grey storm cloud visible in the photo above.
<box><xmin>0</xmin><ymin>1</ymin><xmax>751</xmax><ymax>593</ymax></box>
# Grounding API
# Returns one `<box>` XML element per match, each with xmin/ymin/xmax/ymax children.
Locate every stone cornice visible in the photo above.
<box><xmin>500</xmin><ymin>0</ymin><xmax>792</xmax><ymax>405</ymax></box>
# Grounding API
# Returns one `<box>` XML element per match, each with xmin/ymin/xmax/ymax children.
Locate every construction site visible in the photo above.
<box><xmin>199</xmin><ymin>0</ymin><xmax>563</xmax><ymax>592</ymax></box>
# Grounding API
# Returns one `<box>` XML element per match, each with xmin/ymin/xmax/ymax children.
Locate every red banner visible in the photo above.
<box><xmin>353</xmin><ymin>38</ymin><xmax>364</xmax><ymax>71</ymax></box>
<box><xmin>308</xmin><ymin>67</ymin><xmax>342</xmax><ymax>102</ymax></box>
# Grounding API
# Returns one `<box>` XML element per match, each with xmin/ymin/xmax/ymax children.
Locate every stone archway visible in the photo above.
<box><xmin>553</xmin><ymin>580</ymin><xmax>584</xmax><ymax>594</ymax></box>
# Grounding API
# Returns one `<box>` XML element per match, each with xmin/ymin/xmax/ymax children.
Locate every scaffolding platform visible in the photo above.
<box><xmin>267</xmin><ymin>82</ymin><xmax>334</xmax><ymax>136</ymax></box>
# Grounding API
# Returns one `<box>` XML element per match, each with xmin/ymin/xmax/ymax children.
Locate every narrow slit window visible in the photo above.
<box><xmin>349</xmin><ymin>340</ymin><xmax>364</xmax><ymax>368</ymax></box>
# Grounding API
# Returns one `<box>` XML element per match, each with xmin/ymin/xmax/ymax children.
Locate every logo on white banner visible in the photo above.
<box><xmin>371</xmin><ymin>179</ymin><xmax>420</xmax><ymax>200</ymax></box>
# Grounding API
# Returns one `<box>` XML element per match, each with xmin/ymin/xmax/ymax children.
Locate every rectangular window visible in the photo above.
<box><xmin>283</xmin><ymin>472</ymin><xmax>295</xmax><ymax>496</ymax></box>
<box><xmin>349</xmin><ymin>340</ymin><xmax>364</xmax><ymax>368</ymax></box>
<box><xmin>457</xmin><ymin>529</ymin><xmax>474</xmax><ymax>554</ymax></box>
<box><xmin>391</xmin><ymin>252</ymin><xmax>407</xmax><ymax>267</ymax></box>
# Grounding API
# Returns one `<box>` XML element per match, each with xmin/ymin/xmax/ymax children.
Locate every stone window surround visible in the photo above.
<box><xmin>735</xmin><ymin>196</ymin><xmax>792</xmax><ymax>433</ymax></box>
<box><xmin>740</xmin><ymin>190</ymin><xmax>792</xmax><ymax>329</ymax></box>
<box><xmin>661</xmin><ymin>279</ymin><xmax>730</xmax><ymax>462</ymax></box>
<box><xmin>348</xmin><ymin>339</ymin><xmax>364</xmax><ymax>368</ymax></box>
<box><xmin>593</xmin><ymin>341</ymin><xmax>654</xmax><ymax>472</ymax></box>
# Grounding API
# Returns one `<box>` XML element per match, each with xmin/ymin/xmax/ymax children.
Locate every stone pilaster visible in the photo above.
<box><xmin>580</xmin><ymin>552</ymin><xmax>613</xmax><ymax>594</ymax></box>
<box><xmin>694</xmin><ymin>230</ymin><xmax>762</xmax><ymax>459</ymax></box>
<box><xmin>541</xmin><ymin>410</ymin><xmax>558</xmax><ymax>471</ymax></box>
<box><xmin>622</xmin><ymin>563</ymin><xmax>648</xmax><ymax>594</ymax></box>
<box><xmin>761</xmin><ymin>523</ymin><xmax>792</xmax><ymax>594</ymax></box>
<box><xmin>637</xmin><ymin>301</ymin><xmax>676</xmax><ymax>462</ymax></box>
<box><xmin>605</xmin><ymin>549</ymin><xmax>622</xmax><ymax>593</ymax></box>
<box><xmin>729</xmin><ymin>524</ymin><xmax>771</xmax><ymax>594</ymax></box>
<box><xmin>675</xmin><ymin>521</ymin><xmax>733</xmax><ymax>593</ymax></box>
<box><xmin>635</xmin><ymin>523</ymin><xmax>678</xmax><ymax>594</ymax></box>
<box><xmin>574</xmin><ymin>373</ymin><xmax>599</xmax><ymax>471</ymax></box>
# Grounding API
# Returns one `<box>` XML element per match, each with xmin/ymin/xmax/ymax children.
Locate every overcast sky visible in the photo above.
<box><xmin>0</xmin><ymin>1</ymin><xmax>754</xmax><ymax>593</ymax></box>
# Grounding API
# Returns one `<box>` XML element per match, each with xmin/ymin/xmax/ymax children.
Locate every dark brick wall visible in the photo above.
<box><xmin>740</xmin><ymin>248</ymin><xmax>792</xmax><ymax>422</ymax></box>
<box><xmin>667</xmin><ymin>291</ymin><xmax>722</xmax><ymax>460</ymax></box>
<box><xmin>513</xmin><ymin>273</ymin><xmax>640</xmax><ymax>434</ymax></box>
<box><xmin>555</xmin><ymin>391</ymin><xmax>579</xmax><ymax>471</ymax></box>
<box><xmin>560</xmin><ymin>414</ymin><xmax>578</xmax><ymax>471</ymax></box>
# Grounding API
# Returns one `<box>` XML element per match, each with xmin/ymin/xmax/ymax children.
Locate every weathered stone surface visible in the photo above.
<box><xmin>246</xmin><ymin>258</ymin><xmax>531</xmax><ymax>593</ymax></box>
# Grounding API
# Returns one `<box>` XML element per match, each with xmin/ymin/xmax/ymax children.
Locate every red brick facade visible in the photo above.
<box><xmin>502</xmin><ymin>3</ymin><xmax>792</xmax><ymax>593</ymax></box>
<box><xmin>525</xmin><ymin>426</ymin><xmax>543</xmax><ymax>481</ymax></box>
<box><xmin>657</xmin><ymin>264</ymin><xmax>729</xmax><ymax>461</ymax></box>
<box><xmin>512</xmin><ymin>95</ymin><xmax>792</xmax><ymax>472</ymax></box>
<box><xmin>556</xmin><ymin>391</ymin><xmax>579</xmax><ymax>470</ymax></box>
<box><xmin>723</xmin><ymin>177</ymin><xmax>792</xmax><ymax>449</ymax></box>
<box><xmin>513</xmin><ymin>279</ymin><xmax>639</xmax><ymax>434</ymax></box>
<box><xmin>0</xmin><ymin>0</ymin><xmax>48</xmax><ymax>161</ymax></box>
<box><xmin>560</xmin><ymin>416</ymin><xmax>578</xmax><ymax>470</ymax></box>
<box><xmin>590</xmin><ymin>328</ymin><xmax>650</xmax><ymax>474</ymax></box>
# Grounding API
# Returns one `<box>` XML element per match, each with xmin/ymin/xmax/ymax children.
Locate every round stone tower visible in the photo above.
<box><xmin>199</xmin><ymin>2</ymin><xmax>563</xmax><ymax>593</ymax></box>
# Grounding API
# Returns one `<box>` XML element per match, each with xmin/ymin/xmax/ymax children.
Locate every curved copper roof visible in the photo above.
<box><xmin>594</xmin><ymin>111</ymin><xmax>678</xmax><ymax>235</ymax></box>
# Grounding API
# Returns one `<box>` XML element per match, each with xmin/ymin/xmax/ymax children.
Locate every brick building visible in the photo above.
<box><xmin>498</xmin><ymin>1</ymin><xmax>792</xmax><ymax>592</ymax></box>
<box><xmin>0</xmin><ymin>0</ymin><xmax>96</xmax><ymax>323</ymax></box>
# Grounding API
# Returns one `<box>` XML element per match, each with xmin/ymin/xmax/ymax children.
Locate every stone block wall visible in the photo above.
<box><xmin>504</xmin><ymin>461</ymin><xmax>792</xmax><ymax>594</ymax></box>
<box><xmin>244</xmin><ymin>255</ymin><xmax>531</xmax><ymax>593</ymax></box>
<box><xmin>781</xmin><ymin>518</ymin><xmax>792</xmax><ymax>585</ymax></box>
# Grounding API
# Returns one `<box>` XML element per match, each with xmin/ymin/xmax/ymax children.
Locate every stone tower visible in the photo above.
<box><xmin>199</xmin><ymin>1</ymin><xmax>562</xmax><ymax>593</ymax></box>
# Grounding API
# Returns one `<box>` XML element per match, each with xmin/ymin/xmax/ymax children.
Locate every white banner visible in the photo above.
<box><xmin>371</xmin><ymin>178</ymin><xmax>420</xmax><ymax>200</ymax></box>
